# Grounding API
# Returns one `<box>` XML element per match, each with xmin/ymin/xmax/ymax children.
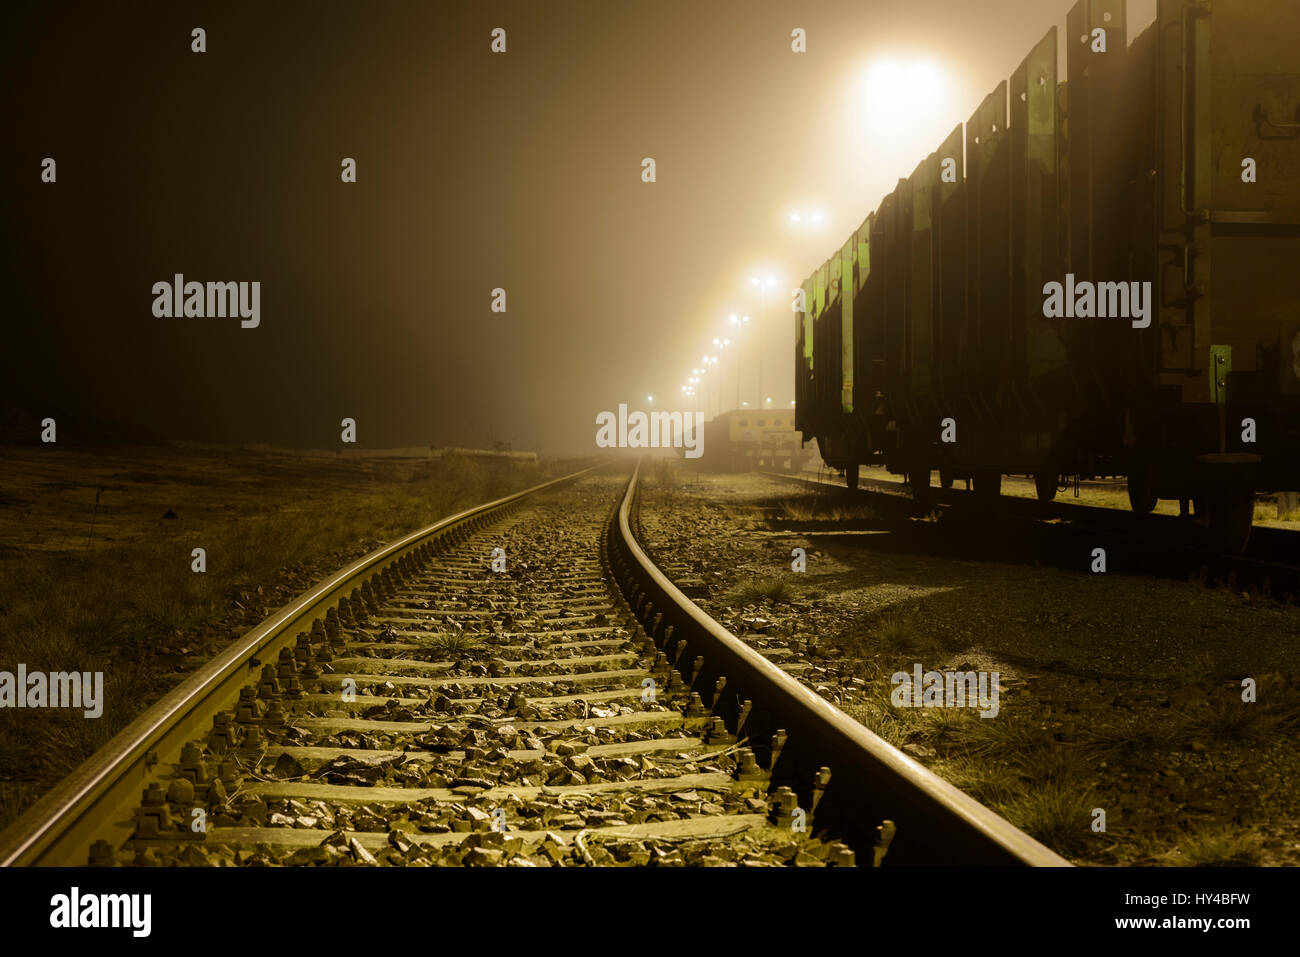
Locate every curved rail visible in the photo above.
<box><xmin>0</xmin><ymin>466</ymin><xmax>596</xmax><ymax>866</ymax></box>
<box><xmin>3</xmin><ymin>460</ymin><xmax>1068</xmax><ymax>867</ymax></box>
<box><xmin>610</xmin><ymin>462</ymin><xmax>1070</xmax><ymax>866</ymax></box>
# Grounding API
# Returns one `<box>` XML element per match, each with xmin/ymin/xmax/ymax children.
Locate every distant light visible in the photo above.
<box><xmin>790</xmin><ymin>213</ymin><xmax>801</xmax><ymax>223</ymax></box>
<box><xmin>750</xmin><ymin>277</ymin><xmax>759</xmax><ymax>286</ymax></box>
<box><xmin>743</xmin><ymin>315</ymin><xmax>750</xmax><ymax>323</ymax></box>
<box><xmin>765</xmin><ymin>397</ymin><xmax>773</xmax><ymax>404</ymax></box>
<box><xmin>647</xmin><ymin>395</ymin><xmax>653</xmax><ymax>402</ymax></box>
<box><xmin>854</xmin><ymin>59</ymin><xmax>950</xmax><ymax>162</ymax></box>
<box><xmin>723</xmin><ymin>339</ymin><xmax>730</xmax><ymax>346</ymax></box>
<box><xmin>765</xmin><ymin>276</ymin><xmax>776</xmax><ymax>289</ymax></box>
<box><xmin>811</xmin><ymin>212</ymin><xmax>823</xmax><ymax>224</ymax></box>
<box><xmin>742</xmin><ymin>401</ymin><xmax>749</xmax><ymax>407</ymax></box>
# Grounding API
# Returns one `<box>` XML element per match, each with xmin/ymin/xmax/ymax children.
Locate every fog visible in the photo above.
<box><xmin>1</xmin><ymin>0</ymin><xmax>1156</xmax><ymax>453</ymax></box>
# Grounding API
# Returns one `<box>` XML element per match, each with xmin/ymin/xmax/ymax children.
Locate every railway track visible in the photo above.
<box><xmin>0</xmin><ymin>465</ymin><xmax>1066</xmax><ymax>868</ymax></box>
<box><xmin>770</xmin><ymin>470</ymin><xmax>1300</xmax><ymax>604</ymax></box>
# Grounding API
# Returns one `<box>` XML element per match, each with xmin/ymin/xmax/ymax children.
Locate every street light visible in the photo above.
<box><xmin>788</xmin><ymin>208</ymin><xmax>826</xmax><ymax>230</ymax></box>
<box><xmin>745</xmin><ymin>275</ymin><xmax>783</xmax><ymax>409</ymax></box>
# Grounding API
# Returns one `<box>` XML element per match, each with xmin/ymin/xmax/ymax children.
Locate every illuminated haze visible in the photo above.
<box><xmin>1</xmin><ymin>0</ymin><xmax>1156</xmax><ymax>453</ymax></box>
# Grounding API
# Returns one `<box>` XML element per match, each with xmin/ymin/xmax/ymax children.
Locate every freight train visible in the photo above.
<box><xmin>698</xmin><ymin>409</ymin><xmax>808</xmax><ymax>472</ymax></box>
<box><xmin>794</xmin><ymin>0</ymin><xmax>1300</xmax><ymax>552</ymax></box>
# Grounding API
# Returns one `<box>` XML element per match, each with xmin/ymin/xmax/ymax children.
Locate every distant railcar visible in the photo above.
<box><xmin>794</xmin><ymin>0</ymin><xmax>1300</xmax><ymax>551</ymax></box>
<box><xmin>692</xmin><ymin>409</ymin><xmax>807</xmax><ymax>472</ymax></box>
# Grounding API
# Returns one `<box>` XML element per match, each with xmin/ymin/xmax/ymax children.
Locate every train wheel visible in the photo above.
<box><xmin>1193</xmin><ymin>490</ymin><xmax>1254</xmax><ymax>554</ymax></box>
<box><xmin>1126</xmin><ymin>469</ymin><xmax>1157</xmax><ymax>514</ymax></box>
<box><xmin>972</xmin><ymin>470</ymin><xmax>1001</xmax><ymax>498</ymax></box>
<box><xmin>845</xmin><ymin>462</ymin><xmax>860</xmax><ymax>490</ymax></box>
<box><xmin>1034</xmin><ymin>470</ymin><xmax>1057</xmax><ymax>502</ymax></box>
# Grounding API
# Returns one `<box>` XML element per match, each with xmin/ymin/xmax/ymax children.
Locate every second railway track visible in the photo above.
<box><xmin>769</xmin><ymin>469</ymin><xmax>1300</xmax><ymax>604</ymax></box>
<box><xmin>0</xmin><ymin>465</ymin><xmax>1066</xmax><ymax>868</ymax></box>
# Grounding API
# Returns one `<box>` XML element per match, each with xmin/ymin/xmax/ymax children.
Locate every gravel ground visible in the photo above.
<box><xmin>112</xmin><ymin>476</ymin><xmax>855</xmax><ymax>867</ymax></box>
<box><xmin>638</xmin><ymin>467</ymin><xmax>1300</xmax><ymax>866</ymax></box>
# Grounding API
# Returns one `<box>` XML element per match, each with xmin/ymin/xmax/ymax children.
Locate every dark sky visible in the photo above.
<box><xmin>1</xmin><ymin>0</ymin><xmax>1155</xmax><ymax>453</ymax></box>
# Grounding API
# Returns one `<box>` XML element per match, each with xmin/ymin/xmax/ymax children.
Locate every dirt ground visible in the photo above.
<box><xmin>639</xmin><ymin>466</ymin><xmax>1300</xmax><ymax>866</ymax></box>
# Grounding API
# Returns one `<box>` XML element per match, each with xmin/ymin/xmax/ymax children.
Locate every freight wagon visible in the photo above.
<box><xmin>698</xmin><ymin>409</ymin><xmax>807</xmax><ymax>472</ymax></box>
<box><xmin>794</xmin><ymin>0</ymin><xmax>1300</xmax><ymax>552</ymax></box>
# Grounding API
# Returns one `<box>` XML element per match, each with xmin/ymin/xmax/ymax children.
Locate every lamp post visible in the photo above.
<box><xmin>749</xmin><ymin>274</ymin><xmax>779</xmax><ymax>407</ymax></box>
<box><xmin>727</xmin><ymin>314</ymin><xmax>750</xmax><ymax>409</ymax></box>
<box><xmin>712</xmin><ymin>337</ymin><xmax>734</xmax><ymax>412</ymax></box>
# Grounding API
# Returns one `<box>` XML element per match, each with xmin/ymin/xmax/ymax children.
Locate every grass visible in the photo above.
<box><xmin>875</xmin><ymin>612</ymin><xmax>923</xmax><ymax>651</ymax></box>
<box><xmin>827</xmin><ymin>599</ymin><xmax>1296</xmax><ymax>865</ymax></box>
<box><xmin>1163</xmin><ymin>826</ymin><xmax>1265</xmax><ymax>866</ymax></box>
<box><xmin>909</xmin><ymin>706</ymin><xmax>977</xmax><ymax>750</ymax></box>
<box><xmin>939</xmin><ymin>756</ymin><xmax>1022</xmax><ymax>808</ymax></box>
<box><xmin>729</xmin><ymin>576</ymin><xmax>795</xmax><ymax>606</ymax></box>
<box><xmin>843</xmin><ymin>700</ymin><xmax>913</xmax><ymax>749</ymax></box>
<box><xmin>1003</xmin><ymin>780</ymin><xmax>1100</xmax><ymax>857</ymax></box>
<box><xmin>952</xmin><ymin>711</ymin><xmax>1056</xmax><ymax>757</ymax></box>
<box><xmin>0</xmin><ymin>447</ymin><xmax>554</xmax><ymax>830</ymax></box>
<box><xmin>1077</xmin><ymin>710</ymin><xmax>1185</xmax><ymax>759</ymax></box>
<box><xmin>850</xmin><ymin>692</ymin><xmax>1102</xmax><ymax>857</ymax></box>
<box><xmin>1169</xmin><ymin>698</ymin><xmax>1277</xmax><ymax>744</ymax></box>
<box><xmin>858</xmin><ymin>610</ymin><xmax>941</xmax><ymax>656</ymax></box>
<box><xmin>778</xmin><ymin>494</ymin><xmax>877</xmax><ymax>522</ymax></box>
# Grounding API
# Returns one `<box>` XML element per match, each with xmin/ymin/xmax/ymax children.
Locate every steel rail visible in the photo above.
<box><xmin>0</xmin><ymin>466</ymin><xmax>596</xmax><ymax>866</ymax></box>
<box><xmin>611</xmin><ymin>462</ymin><xmax>1071</xmax><ymax>866</ymax></box>
<box><xmin>767</xmin><ymin>469</ymin><xmax>1300</xmax><ymax>599</ymax></box>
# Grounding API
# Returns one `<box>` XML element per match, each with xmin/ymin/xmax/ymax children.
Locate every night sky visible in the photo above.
<box><xmin>1</xmin><ymin>0</ymin><xmax>1157</xmax><ymax>454</ymax></box>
